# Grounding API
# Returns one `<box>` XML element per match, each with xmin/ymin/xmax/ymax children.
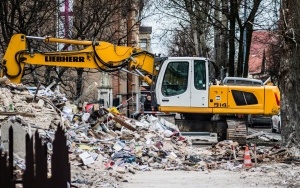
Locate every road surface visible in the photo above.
<box><xmin>120</xmin><ymin>126</ymin><xmax>284</xmax><ymax>188</ymax></box>
<box><xmin>120</xmin><ymin>167</ymin><xmax>287</xmax><ymax>188</ymax></box>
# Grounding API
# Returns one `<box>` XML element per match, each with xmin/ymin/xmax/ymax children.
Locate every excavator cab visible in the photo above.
<box><xmin>155</xmin><ymin>57</ymin><xmax>217</xmax><ymax>113</ymax></box>
<box><xmin>155</xmin><ymin>56</ymin><xmax>280</xmax><ymax>116</ymax></box>
<box><xmin>154</xmin><ymin>57</ymin><xmax>280</xmax><ymax>142</ymax></box>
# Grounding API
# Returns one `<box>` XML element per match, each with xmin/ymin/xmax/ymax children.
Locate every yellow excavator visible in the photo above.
<box><xmin>1</xmin><ymin>34</ymin><xmax>280</xmax><ymax>142</ymax></box>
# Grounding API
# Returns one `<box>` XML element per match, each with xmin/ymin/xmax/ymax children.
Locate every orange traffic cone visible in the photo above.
<box><xmin>243</xmin><ymin>145</ymin><xmax>252</xmax><ymax>169</ymax></box>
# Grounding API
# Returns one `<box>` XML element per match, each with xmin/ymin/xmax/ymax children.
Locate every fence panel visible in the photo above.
<box><xmin>0</xmin><ymin>123</ymin><xmax>71</xmax><ymax>188</ymax></box>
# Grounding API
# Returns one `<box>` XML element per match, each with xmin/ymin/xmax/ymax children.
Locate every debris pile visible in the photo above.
<box><xmin>0</xmin><ymin>80</ymin><xmax>294</xmax><ymax>187</ymax></box>
<box><xmin>247</xmin><ymin>128</ymin><xmax>281</xmax><ymax>142</ymax></box>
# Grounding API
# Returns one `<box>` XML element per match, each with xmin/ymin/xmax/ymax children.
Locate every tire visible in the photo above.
<box><xmin>278</xmin><ymin>123</ymin><xmax>281</xmax><ymax>134</ymax></box>
<box><xmin>245</xmin><ymin>115</ymin><xmax>252</xmax><ymax>127</ymax></box>
<box><xmin>248</xmin><ymin>121</ymin><xmax>254</xmax><ymax>128</ymax></box>
<box><xmin>247</xmin><ymin>115</ymin><xmax>253</xmax><ymax>127</ymax></box>
<box><xmin>271</xmin><ymin>124</ymin><xmax>277</xmax><ymax>133</ymax></box>
<box><xmin>218</xmin><ymin>132</ymin><xmax>227</xmax><ymax>142</ymax></box>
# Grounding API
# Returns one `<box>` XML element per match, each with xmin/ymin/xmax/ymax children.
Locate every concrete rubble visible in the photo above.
<box><xmin>0</xmin><ymin>79</ymin><xmax>297</xmax><ymax>188</ymax></box>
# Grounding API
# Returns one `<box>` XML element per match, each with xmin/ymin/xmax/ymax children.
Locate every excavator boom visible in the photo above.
<box><xmin>1</xmin><ymin>34</ymin><xmax>155</xmax><ymax>84</ymax></box>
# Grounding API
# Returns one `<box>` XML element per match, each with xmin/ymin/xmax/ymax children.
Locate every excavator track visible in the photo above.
<box><xmin>226</xmin><ymin>119</ymin><xmax>247</xmax><ymax>144</ymax></box>
<box><xmin>159</xmin><ymin>114</ymin><xmax>248</xmax><ymax>144</ymax></box>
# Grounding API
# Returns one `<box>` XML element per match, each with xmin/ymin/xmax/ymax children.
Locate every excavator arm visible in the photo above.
<box><xmin>1</xmin><ymin>34</ymin><xmax>156</xmax><ymax>84</ymax></box>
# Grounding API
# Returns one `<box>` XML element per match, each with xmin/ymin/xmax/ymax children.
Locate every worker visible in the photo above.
<box><xmin>143</xmin><ymin>95</ymin><xmax>153</xmax><ymax>112</ymax></box>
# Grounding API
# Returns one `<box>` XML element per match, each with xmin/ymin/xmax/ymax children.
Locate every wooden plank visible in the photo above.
<box><xmin>112</xmin><ymin>115</ymin><xmax>136</xmax><ymax>131</ymax></box>
<box><xmin>0</xmin><ymin>111</ymin><xmax>36</xmax><ymax>117</ymax></box>
<box><xmin>246</xmin><ymin>131</ymin><xmax>265</xmax><ymax>139</ymax></box>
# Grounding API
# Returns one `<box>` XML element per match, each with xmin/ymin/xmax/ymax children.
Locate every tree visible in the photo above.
<box><xmin>214</xmin><ymin>0</ymin><xmax>228</xmax><ymax>69</ymax></box>
<box><xmin>152</xmin><ymin>0</ymin><xmax>211</xmax><ymax>57</ymax></box>
<box><xmin>221</xmin><ymin>0</ymin><xmax>264</xmax><ymax>77</ymax></box>
<box><xmin>278</xmin><ymin>0</ymin><xmax>300</xmax><ymax>150</ymax></box>
<box><xmin>151</xmin><ymin>0</ymin><xmax>281</xmax><ymax>78</ymax></box>
<box><xmin>0</xmin><ymin>0</ymin><xmax>57</xmax><ymax>54</ymax></box>
<box><xmin>267</xmin><ymin>34</ymin><xmax>281</xmax><ymax>85</ymax></box>
<box><xmin>0</xmin><ymin>0</ymin><xmax>62</xmax><ymax>97</ymax></box>
<box><xmin>0</xmin><ymin>0</ymin><xmax>150</xmax><ymax>101</ymax></box>
<box><xmin>227</xmin><ymin>0</ymin><xmax>238</xmax><ymax>76</ymax></box>
<box><xmin>167</xmin><ymin>27</ymin><xmax>196</xmax><ymax>56</ymax></box>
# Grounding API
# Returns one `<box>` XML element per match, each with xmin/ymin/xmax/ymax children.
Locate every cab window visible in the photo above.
<box><xmin>194</xmin><ymin>60</ymin><xmax>206</xmax><ymax>90</ymax></box>
<box><xmin>162</xmin><ymin>61</ymin><xmax>189</xmax><ymax>96</ymax></box>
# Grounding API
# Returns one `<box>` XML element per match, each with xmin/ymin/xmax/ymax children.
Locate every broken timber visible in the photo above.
<box><xmin>0</xmin><ymin>112</ymin><xmax>36</xmax><ymax>117</ymax></box>
<box><xmin>112</xmin><ymin>115</ymin><xmax>136</xmax><ymax>131</ymax></box>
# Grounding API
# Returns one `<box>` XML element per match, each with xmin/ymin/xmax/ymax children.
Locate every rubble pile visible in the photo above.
<box><xmin>0</xmin><ymin>81</ymin><xmax>295</xmax><ymax>187</ymax></box>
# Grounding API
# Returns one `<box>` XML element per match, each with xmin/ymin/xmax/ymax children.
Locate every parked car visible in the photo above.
<box><xmin>271</xmin><ymin>113</ymin><xmax>281</xmax><ymax>133</ymax></box>
<box><xmin>222</xmin><ymin>77</ymin><xmax>263</xmax><ymax>86</ymax></box>
<box><xmin>249</xmin><ymin>115</ymin><xmax>272</xmax><ymax>127</ymax></box>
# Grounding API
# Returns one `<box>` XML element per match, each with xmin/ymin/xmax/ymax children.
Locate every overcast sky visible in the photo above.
<box><xmin>141</xmin><ymin>18</ymin><xmax>168</xmax><ymax>56</ymax></box>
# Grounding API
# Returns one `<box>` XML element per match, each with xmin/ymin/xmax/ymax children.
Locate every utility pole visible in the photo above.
<box><xmin>56</xmin><ymin>0</ymin><xmax>73</xmax><ymax>92</ymax></box>
<box><xmin>57</xmin><ymin>0</ymin><xmax>73</xmax><ymax>50</ymax></box>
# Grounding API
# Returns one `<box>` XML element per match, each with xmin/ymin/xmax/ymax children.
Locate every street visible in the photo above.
<box><xmin>120</xmin><ymin>167</ymin><xmax>288</xmax><ymax>188</ymax></box>
<box><xmin>120</xmin><ymin>125</ymin><xmax>286</xmax><ymax>188</ymax></box>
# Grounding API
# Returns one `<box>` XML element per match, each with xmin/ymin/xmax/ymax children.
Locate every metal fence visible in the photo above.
<box><xmin>0</xmin><ymin>123</ymin><xmax>71</xmax><ymax>188</ymax></box>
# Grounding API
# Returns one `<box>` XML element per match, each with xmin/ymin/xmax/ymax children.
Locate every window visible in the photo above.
<box><xmin>231</xmin><ymin>90</ymin><xmax>258</xmax><ymax>105</ymax></box>
<box><xmin>139</xmin><ymin>39</ymin><xmax>147</xmax><ymax>50</ymax></box>
<box><xmin>194</xmin><ymin>60</ymin><xmax>206</xmax><ymax>90</ymax></box>
<box><xmin>162</xmin><ymin>61</ymin><xmax>189</xmax><ymax>96</ymax></box>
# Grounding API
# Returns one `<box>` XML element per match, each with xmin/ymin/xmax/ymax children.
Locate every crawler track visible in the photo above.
<box><xmin>226</xmin><ymin>119</ymin><xmax>247</xmax><ymax>144</ymax></box>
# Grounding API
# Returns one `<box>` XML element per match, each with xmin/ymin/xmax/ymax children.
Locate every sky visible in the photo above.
<box><xmin>141</xmin><ymin>18</ymin><xmax>169</xmax><ymax>56</ymax></box>
<box><xmin>140</xmin><ymin>3</ymin><xmax>177</xmax><ymax>57</ymax></box>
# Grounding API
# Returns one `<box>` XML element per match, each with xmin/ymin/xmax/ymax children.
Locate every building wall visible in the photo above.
<box><xmin>82</xmin><ymin>0</ymin><xmax>142</xmax><ymax>111</ymax></box>
<box><xmin>139</xmin><ymin>26</ymin><xmax>153</xmax><ymax>52</ymax></box>
<box><xmin>110</xmin><ymin>0</ymin><xmax>141</xmax><ymax>115</ymax></box>
<box><xmin>248</xmin><ymin>31</ymin><xmax>275</xmax><ymax>81</ymax></box>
